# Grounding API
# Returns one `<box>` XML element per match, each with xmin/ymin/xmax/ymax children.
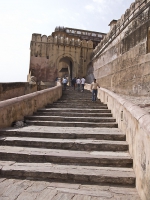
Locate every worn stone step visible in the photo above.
<box><xmin>0</xmin><ymin>161</ymin><xmax>136</xmax><ymax>186</ymax></box>
<box><xmin>0</xmin><ymin>127</ymin><xmax>126</xmax><ymax>141</ymax></box>
<box><xmin>25</xmin><ymin>116</ymin><xmax>116</xmax><ymax>123</ymax></box>
<box><xmin>0</xmin><ymin>146</ymin><xmax>132</xmax><ymax>167</ymax></box>
<box><xmin>57</xmin><ymin>99</ymin><xmax>102</xmax><ymax>102</ymax></box>
<box><xmin>0</xmin><ymin>137</ymin><xmax>128</xmax><ymax>151</ymax></box>
<box><xmin>60</xmin><ymin>98</ymin><xmax>93</xmax><ymax>101</ymax></box>
<box><xmin>38</xmin><ymin>108</ymin><xmax>111</xmax><ymax>113</ymax></box>
<box><xmin>53</xmin><ymin>102</ymin><xmax>106</xmax><ymax>106</ymax></box>
<box><xmin>33</xmin><ymin>112</ymin><xmax>113</xmax><ymax>117</ymax></box>
<box><xmin>25</xmin><ymin>120</ymin><xmax>118</xmax><ymax>128</ymax></box>
<box><xmin>46</xmin><ymin>105</ymin><xmax>108</xmax><ymax>109</ymax></box>
<box><xmin>62</xmin><ymin>92</ymin><xmax>91</xmax><ymax>95</ymax></box>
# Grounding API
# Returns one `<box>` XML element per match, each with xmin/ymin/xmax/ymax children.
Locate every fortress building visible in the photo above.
<box><xmin>28</xmin><ymin>0</ymin><xmax>150</xmax><ymax>96</ymax></box>
<box><xmin>28</xmin><ymin>27</ymin><xmax>106</xmax><ymax>86</ymax></box>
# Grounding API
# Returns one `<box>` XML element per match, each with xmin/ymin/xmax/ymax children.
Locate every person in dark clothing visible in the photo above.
<box><xmin>71</xmin><ymin>77</ymin><xmax>76</xmax><ymax>90</ymax></box>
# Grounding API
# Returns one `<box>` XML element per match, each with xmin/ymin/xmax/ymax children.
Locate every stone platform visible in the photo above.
<box><xmin>0</xmin><ymin>178</ymin><xmax>140</xmax><ymax>200</ymax></box>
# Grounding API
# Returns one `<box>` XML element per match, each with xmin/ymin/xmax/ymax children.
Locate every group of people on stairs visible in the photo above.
<box><xmin>62</xmin><ymin>76</ymin><xmax>100</xmax><ymax>102</ymax></box>
<box><xmin>71</xmin><ymin>77</ymin><xmax>86</xmax><ymax>92</ymax></box>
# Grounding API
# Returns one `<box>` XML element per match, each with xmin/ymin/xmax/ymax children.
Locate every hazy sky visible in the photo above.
<box><xmin>0</xmin><ymin>0</ymin><xmax>134</xmax><ymax>82</ymax></box>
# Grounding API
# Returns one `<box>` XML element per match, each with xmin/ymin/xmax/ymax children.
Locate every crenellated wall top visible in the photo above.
<box><xmin>31</xmin><ymin>34</ymin><xmax>93</xmax><ymax>48</ymax></box>
<box><xmin>92</xmin><ymin>0</ymin><xmax>150</xmax><ymax>59</ymax></box>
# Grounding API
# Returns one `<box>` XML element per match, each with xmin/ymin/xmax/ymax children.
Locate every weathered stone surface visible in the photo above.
<box><xmin>0</xmin><ymin>137</ymin><xmax>128</xmax><ymax>151</ymax></box>
<box><xmin>0</xmin><ymin>127</ymin><xmax>125</xmax><ymax>141</ymax></box>
<box><xmin>72</xmin><ymin>195</ymin><xmax>92</xmax><ymax>200</ymax></box>
<box><xmin>0</xmin><ymin>145</ymin><xmax>132</xmax><ymax>167</ymax></box>
<box><xmin>0</xmin><ymin>82</ymin><xmax>37</xmax><ymax>101</ymax></box>
<box><xmin>0</xmin><ymin>179</ymin><xmax>140</xmax><ymax>199</ymax></box>
<box><xmin>0</xmin><ymin>161</ymin><xmax>136</xmax><ymax>186</ymax></box>
<box><xmin>0</xmin><ymin>85</ymin><xmax>62</xmax><ymax>128</ymax></box>
<box><xmin>0</xmin><ymin>87</ymin><xmax>140</xmax><ymax>199</ymax></box>
<box><xmin>52</xmin><ymin>192</ymin><xmax>74</xmax><ymax>200</ymax></box>
<box><xmin>92</xmin><ymin>2</ymin><xmax>150</xmax><ymax>96</ymax></box>
<box><xmin>16</xmin><ymin>191</ymin><xmax>38</xmax><ymax>200</ymax></box>
<box><xmin>26</xmin><ymin>120</ymin><xmax>118</xmax><ymax>128</ymax></box>
<box><xmin>35</xmin><ymin>188</ymin><xmax>58</xmax><ymax>200</ymax></box>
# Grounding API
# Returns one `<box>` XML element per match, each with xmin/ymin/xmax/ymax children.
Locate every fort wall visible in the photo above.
<box><xmin>0</xmin><ymin>85</ymin><xmax>62</xmax><ymax>128</ymax></box>
<box><xmin>91</xmin><ymin>0</ymin><xmax>150</xmax><ymax>96</ymax></box>
<box><xmin>0</xmin><ymin>83</ymin><xmax>37</xmax><ymax>101</ymax></box>
<box><xmin>30</xmin><ymin>34</ymin><xmax>93</xmax><ymax>84</ymax></box>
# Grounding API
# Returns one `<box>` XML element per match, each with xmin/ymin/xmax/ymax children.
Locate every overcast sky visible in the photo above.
<box><xmin>0</xmin><ymin>0</ymin><xmax>134</xmax><ymax>82</ymax></box>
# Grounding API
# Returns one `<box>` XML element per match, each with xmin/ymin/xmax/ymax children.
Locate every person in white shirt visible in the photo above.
<box><xmin>90</xmin><ymin>78</ymin><xmax>100</xmax><ymax>101</ymax></box>
<box><xmin>62</xmin><ymin>77</ymin><xmax>68</xmax><ymax>90</ymax></box>
<box><xmin>76</xmin><ymin>77</ymin><xmax>81</xmax><ymax>91</ymax></box>
<box><xmin>81</xmin><ymin>76</ymin><xmax>85</xmax><ymax>92</ymax></box>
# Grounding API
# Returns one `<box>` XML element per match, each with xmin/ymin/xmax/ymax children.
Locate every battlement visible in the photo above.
<box><xmin>31</xmin><ymin>34</ymin><xmax>93</xmax><ymax>48</ymax></box>
<box><xmin>93</xmin><ymin>0</ymin><xmax>149</xmax><ymax>58</ymax></box>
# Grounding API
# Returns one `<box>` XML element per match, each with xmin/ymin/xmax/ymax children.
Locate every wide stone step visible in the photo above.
<box><xmin>0</xmin><ymin>146</ymin><xmax>132</xmax><ymax>167</ymax></box>
<box><xmin>25</xmin><ymin>120</ymin><xmax>118</xmax><ymax>128</ymax></box>
<box><xmin>0</xmin><ymin>161</ymin><xmax>136</xmax><ymax>186</ymax></box>
<box><xmin>53</xmin><ymin>102</ymin><xmax>107</xmax><ymax>106</ymax></box>
<box><xmin>0</xmin><ymin>127</ymin><xmax>126</xmax><ymax>141</ymax></box>
<box><xmin>46</xmin><ymin>104</ymin><xmax>108</xmax><ymax>109</ymax></box>
<box><xmin>25</xmin><ymin>116</ymin><xmax>116</xmax><ymax>123</ymax></box>
<box><xmin>37</xmin><ymin>108</ymin><xmax>111</xmax><ymax>113</ymax></box>
<box><xmin>57</xmin><ymin>99</ymin><xmax>101</xmax><ymax>102</ymax></box>
<box><xmin>33</xmin><ymin>112</ymin><xmax>113</xmax><ymax>117</ymax></box>
<box><xmin>0</xmin><ymin>137</ymin><xmax>128</xmax><ymax>151</ymax></box>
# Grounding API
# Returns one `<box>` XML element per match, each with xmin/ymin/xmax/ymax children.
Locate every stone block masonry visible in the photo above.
<box><xmin>91</xmin><ymin>0</ymin><xmax>150</xmax><ymax>96</ymax></box>
<box><xmin>0</xmin><ymin>85</ymin><xmax>62</xmax><ymax>128</ymax></box>
<box><xmin>0</xmin><ymin>82</ymin><xmax>37</xmax><ymax>101</ymax></box>
<box><xmin>85</xmin><ymin>83</ymin><xmax>150</xmax><ymax>200</ymax></box>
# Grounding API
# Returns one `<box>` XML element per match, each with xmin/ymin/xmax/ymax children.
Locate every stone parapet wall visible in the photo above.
<box><xmin>0</xmin><ymin>82</ymin><xmax>37</xmax><ymax>101</ymax></box>
<box><xmin>93</xmin><ymin>0</ymin><xmax>149</xmax><ymax>57</ymax></box>
<box><xmin>85</xmin><ymin>84</ymin><xmax>150</xmax><ymax>200</ymax></box>
<box><xmin>91</xmin><ymin>0</ymin><xmax>150</xmax><ymax>96</ymax></box>
<box><xmin>0</xmin><ymin>85</ymin><xmax>62</xmax><ymax>128</ymax></box>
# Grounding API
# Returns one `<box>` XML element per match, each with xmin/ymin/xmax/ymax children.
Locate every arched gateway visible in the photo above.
<box><xmin>28</xmin><ymin>27</ymin><xmax>106</xmax><ymax>86</ymax></box>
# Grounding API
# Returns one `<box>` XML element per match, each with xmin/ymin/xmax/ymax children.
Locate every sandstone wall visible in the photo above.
<box><xmin>85</xmin><ymin>84</ymin><xmax>150</xmax><ymax>200</ymax></box>
<box><xmin>0</xmin><ymin>85</ymin><xmax>62</xmax><ymax>128</ymax></box>
<box><xmin>0</xmin><ymin>83</ymin><xmax>37</xmax><ymax>101</ymax></box>
<box><xmin>92</xmin><ymin>0</ymin><xmax>150</xmax><ymax>96</ymax></box>
<box><xmin>29</xmin><ymin>34</ymin><xmax>93</xmax><ymax>84</ymax></box>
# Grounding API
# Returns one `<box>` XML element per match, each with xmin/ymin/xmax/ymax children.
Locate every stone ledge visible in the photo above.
<box><xmin>0</xmin><ymin>86</ymin><xmax>62</xmax><ymax>128</ymax></box>
<box><xmin>100</xmin><ymin>87</ymin><xmax>150</xmax><ymax>134</ymax></box>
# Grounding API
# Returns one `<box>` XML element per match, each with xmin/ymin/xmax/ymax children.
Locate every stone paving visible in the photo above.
<box><xmin>0</xmin><ymin>178</ymin><xmax>140</xmax><ymax>200</ymax></box>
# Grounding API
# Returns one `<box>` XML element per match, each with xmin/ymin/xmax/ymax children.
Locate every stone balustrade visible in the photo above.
<box><xmin>0</xmin><ymin>85</ymin><xmax>62</xmax><ymax>128</ymax></box>
<box><xmin>84</xmin><ymin>83</ymin><xmax>150</xmax><ymax>200</ymax></box>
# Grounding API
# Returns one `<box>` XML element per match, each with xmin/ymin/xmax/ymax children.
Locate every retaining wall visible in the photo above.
<box><xmin>0</xmin><ymin>85</ymin><xmax>62</xmax><ymax>128</ymax></box>
<box><xmin>85</xmin><ymin>84</ymin><xmax>150</xmax><ymax>200</ymax></box>
<box><xmin>0</xmin><ymin>82</ymin><xmax>37</xmax><ymax>101</ymax></box>
<box><xmin>91</xmin><ymin>0</ymin><xmax>150</xmax><ymax>96</ymax></box>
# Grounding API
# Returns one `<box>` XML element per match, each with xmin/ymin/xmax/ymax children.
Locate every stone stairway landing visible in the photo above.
<box><xmin>0</xmin><ymin>87</ymin><xmax>140</xmax><ymax>199</ymax></box>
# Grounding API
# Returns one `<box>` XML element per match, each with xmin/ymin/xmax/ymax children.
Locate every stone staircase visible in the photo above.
<box><xmin>0</xmin><ymin>87</ymin><xmax>138</xmax><ymax>195</ymax></box>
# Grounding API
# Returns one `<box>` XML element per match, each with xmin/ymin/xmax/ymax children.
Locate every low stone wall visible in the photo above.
<box><xmin>85</xmin><ymin>84</ymin><xmax>150</xmax><ymax>200</ymax></box>
<box><xmin>0</xmin><ymin>82</ymin><xmax>37</xmax><ymax>101</ymax></box>
<box><xmin>0</xmin><ymin>85</ymin><xmax>62</xmax><ymax>128</ymax></box>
